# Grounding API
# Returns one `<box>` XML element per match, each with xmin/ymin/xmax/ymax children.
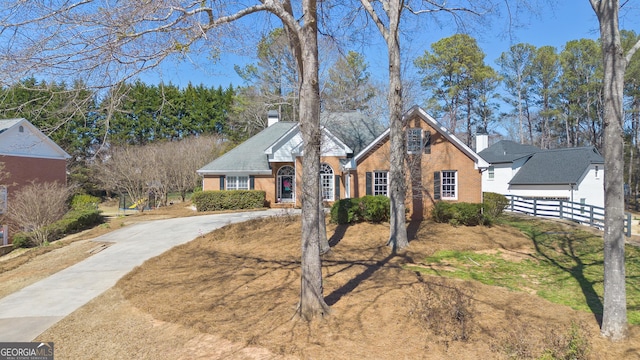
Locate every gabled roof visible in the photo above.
<box><xmin>349</xmin><ymin>105</ymin><xmax>489</xmax><ymax>169</ymax></box>
<box><xmin>198</xmin><ymin>122</ymin><xmax>298</xmax><ymax>175</ymax></box>
<box><xmin>197</xmin><ymin>121</ymin><xmax>353</xmax><ymax>175</ymax></box>
<box><xmin>0</xmin><ymin>118</ymin><xmax>70</xmax><ymax>159</ymax></box>
<box><xmin>477</xmin><ymin>140</ymin><xmax>541</xmax><ymax>164</ymax></box>
<box><xmin>509</xmin><ymin>146</ymin><xmax>604</xmax><ymax>185</ymax></box>
<box><xmin>0</xmin><ymin>119</ymin><xmax>23</xmax><ymax>133</ymax></box>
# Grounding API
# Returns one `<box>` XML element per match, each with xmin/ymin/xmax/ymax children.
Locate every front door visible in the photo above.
<box><xmin>277</xmin><ymin>165</ymin><xmax>295</xmax><ymax>203</ymax></box>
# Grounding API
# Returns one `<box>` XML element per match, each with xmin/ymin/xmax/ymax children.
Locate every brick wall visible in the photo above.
<box><xmin>1</xmin><ymin>155</ymin><xmax>67</xmax><ymax>196</ymax></box>
<box><xmin>353</xmin><ymin>115</ymin><xmax>483</xmax><ymax>218</ymax></box>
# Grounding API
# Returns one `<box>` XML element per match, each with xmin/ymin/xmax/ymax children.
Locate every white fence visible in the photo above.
<box><xmin>504</xmin><ymin>195</ymin><xmax>632</xmax><ymax>237</ymax></box>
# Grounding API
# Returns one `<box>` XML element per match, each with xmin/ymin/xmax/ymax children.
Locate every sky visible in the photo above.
<box><xmin>140</xmin><ymin>2</ymin><xmax>639</xmax><ymax>95</ymax></box>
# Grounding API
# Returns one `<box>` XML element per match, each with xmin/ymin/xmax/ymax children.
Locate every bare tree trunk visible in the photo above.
<box><xmin>386</xmin><ymin>3</ymin><xmax>409</xmax><ymax>252</ymax></box>
<box><xmin>359</xmin><ymin>0</ymin><xmax>408</xmax><ymax>251</ymax></box>
<box><xmin>590</xmin><ymin>0</ymin><xmax>636</xmax><ymax>341</ymax></box>
<box><xmin>296</xmin><ymin>0</ymin><xmax>330</xmax><ymax>319</ymax></box>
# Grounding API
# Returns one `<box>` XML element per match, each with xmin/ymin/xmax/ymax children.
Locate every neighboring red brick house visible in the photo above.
<box><xmin>198</xmin><ymin>106</ymin><xmax>489</xmax><ymax>218</ymax></box>
<box><xmin>0</xmin><ymin>119</ymin><xmax>70</xmax><ymax>244</ymax></box>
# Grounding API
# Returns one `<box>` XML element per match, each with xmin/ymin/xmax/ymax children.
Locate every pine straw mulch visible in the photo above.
<box><xmin>37</xmin><ymin>215</ymin><xmax>640</xmax><ymax>359</ymax></box>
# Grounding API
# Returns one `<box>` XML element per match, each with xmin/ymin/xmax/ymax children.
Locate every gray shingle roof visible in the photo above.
<box><xmin>509</xmin><ymin>146</ymin><xmax>604</xmax><ymax>185</ymax></box>
<box><xmin>198</xmin><ymin>122</ymin><xmax>298</xmax><ymax>174</ymax></box>
<box><xmin>321</xmin><ymin>111</ymin><xmax>385</xmax><ymax>154</ymax></box>
<box><xmin>477</xmin><ymin>140</ymin><xmax>541</xmax><ymax>163</ymax></box>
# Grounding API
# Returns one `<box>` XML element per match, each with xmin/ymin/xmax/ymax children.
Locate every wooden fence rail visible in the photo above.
<box><xmin>503</xmin><ymin>195</ymin><xmax>632</xmax><ymax>237</ymax></box>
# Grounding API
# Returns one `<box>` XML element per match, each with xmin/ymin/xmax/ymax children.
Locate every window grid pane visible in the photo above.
<box><xmin>407</xmin><ymin>128</ymin><xmax>422</xmax><ymax>153</ymax></box>
<box><xmin>321</xmin><ymin>174</ymin><xmax>334</xmax><ymax>201</ymax></box>
<box><xmin>227</xmin><ymin>176</ymin><xmax>249</xmax><ymax>190</ymax></box>
<box><xmin>441</xmin><ymin>171</ymin><xmax>456</xmax><ymax>199</ymax></box>
<box><xmin>373</xmin><ymin>171</ymin><xmax>388</xmax><ymax>196</ymax></box>
<box><xmin>320</xmin><ymin>163</ymin><xmax>334</xmax><ymax>201</ymax></box>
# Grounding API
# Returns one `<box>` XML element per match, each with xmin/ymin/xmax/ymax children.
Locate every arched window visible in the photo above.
<box><xmin>320</xmin><ymin>163</ymin><xmax>334</xmax><ymax>201</ymax></box>
<box><xmin>18</xmin><ymin>125</ymin><xmax>24</xmax><ymax>133</ymax></box>
<box><xmin>277</xmin><ymin>166</ymin><xmax>295</xmax><ymax>203</ymax></box>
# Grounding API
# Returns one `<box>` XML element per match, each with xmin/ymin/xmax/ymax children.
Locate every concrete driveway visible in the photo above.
<box><xmin>0</xmin><ymin>209</ymin><xmax>294</xmax><ymax>342</ymax></box>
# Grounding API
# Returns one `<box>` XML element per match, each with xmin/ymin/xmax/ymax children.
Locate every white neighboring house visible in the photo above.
<box><xmin>476</xmin><ymin>135</ymin><xmax>605</xmax><ymax>208</ymax></box>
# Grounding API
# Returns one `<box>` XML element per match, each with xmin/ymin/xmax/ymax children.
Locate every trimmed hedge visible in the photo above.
<box><xmin>432</xmin><ymin>201</ymin><xmax>485</xmax><ymax>226</ymax></box>
<box><xmin>192</xmin><ymin>190</ymin><xmax>266</xmax><ymax>212</ymax></box>
<box><xmin>482</xmin><ymin>192</ymin><xmax>509</xmax><ymax>219</ymax></box>
<box><xmin>330</xmin><ymin>195</ymin><xmax>390</xmax><ymax>224</ymax></box>
<box><xmin>12</xmin><ymin>208</ymin><xmax>104</xmax><ymax>248</ymax></box>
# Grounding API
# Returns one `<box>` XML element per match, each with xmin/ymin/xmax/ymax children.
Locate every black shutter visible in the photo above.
<box><xmin>334</xmin><ymin>175</ymin><xmax>341</xmax><ymax>200</ymax></box>
<box><xmin>366</xmin><ymin>172</ymin><xmax>372</xmax><ymax>195</ymax></box>
<box><xmin>249</xmin><ymin>176</ymin><xmax>255</xmax><ymax>190</ymax></box>
<box><xmin>424</xmin><ymin>131</ymin><xmax>431</xmax><ymax>154</ymax></box>
<box><xmin>219</xmin><ymin>176</ymin><xmax>225</xmax><ymax>190</ymax></box>
<box><xmin>433</xmin><ymin>171</ymin><xmax>441</xmax><ymax>200</ymax></box>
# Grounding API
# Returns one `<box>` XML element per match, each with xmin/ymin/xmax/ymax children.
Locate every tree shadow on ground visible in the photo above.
<box><xmin>324</xmin><ymin>253</ymin><xmax>397</xmax><ymax>306</ymax></box>
<box><xmin>527</xmin><ymin>228</ymin><xmax>604</xmax><ymax>325</ymax></box>
<box><xmin>329</xmin><ymin>224</ymin><xmax>349</xmax><ymax>247</ymax></box>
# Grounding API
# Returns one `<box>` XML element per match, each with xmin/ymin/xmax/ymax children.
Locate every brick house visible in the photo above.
<box><xmin>0</xmin><ymin>119</ymin><xmax>71</xmax><ymax>244</ymax></box>
<box><xmin>198</xmin><ymin>106</ymin><xmax>489</xmax><ymax>217</ymax></box>
<box><xmin>197</xmin><ymin>111</ymin><xmax>354</xmax><ymax>207</ymax></box>
<box><xmin>343</xmin><ymin>106</ymin><xmax>489</xmax><ymax>218</ymax></box>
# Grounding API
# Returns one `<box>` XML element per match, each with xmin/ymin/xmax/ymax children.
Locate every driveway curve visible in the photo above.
<box><xmin>0</xmin><ymin>209</ymin><xmax>295</xmax><ymax>342</ymax></box>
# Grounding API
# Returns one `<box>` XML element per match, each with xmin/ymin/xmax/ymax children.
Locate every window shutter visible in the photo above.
<box><xmin>423</xmin><ymin>131</ymin><xmax>431</xmax><ymax>154</ymax></box>
<box><xmin>334</xmin><ymin>175</ymin><xmax>341</xmax><ymax>200</ymax></box>
<box><xmin>220</xmin><ymin>176</ymin><xmax>225</xmax><ymax>190</ymax></box>
<box><xmin>249</xmin><ymin>176</ymin><xmax>255</xmax><ymax>190</ymax></box>
<box><xmin>366</xmin><ymin>172</ymin><xmax>372</xmax><ymax>195</ymax></box>
<box><xmin>433</xmin><ymin>171</ymin><xmax>441</xmax><ymax>200</ymax></box>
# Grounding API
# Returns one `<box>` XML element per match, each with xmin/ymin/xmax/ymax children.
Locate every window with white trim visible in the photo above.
<box><xmin>320</xmin><ymin>163</ymin><xmax>334</xmax><ymax>201</ymax></box>
<box><xmin>406</xmin><ymin>128</ymin><xmax>422</xmax><ymax>154</ymax></box>
<box><xmin>488</xmin><ymin>166</ymin><xmax>495</xmax><ymax>180</ymax></box>
<box><xmin>595</xmin><ymin>165</ymin><xmax>600</xmax><ymax>179</ymax></box>
<box><xmin>441</xmin><ymin>171</ymin><xmax>457</xmax><ymax>199</ymax></box>
<box><xmin>226</xmin><ymin>176</ymin><xmax>249</xmax><ymax>190</ymax></box>
<box><xmin>374</xmin><ymin>171</ymin><xmax>388</xmax><ymax>196</ymax></box>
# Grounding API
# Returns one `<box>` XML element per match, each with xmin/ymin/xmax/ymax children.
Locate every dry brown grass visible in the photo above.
<box><xmin>34</xmin><ymin>214</ymin><xmax>640</xmax><ymax>360</ymax></box>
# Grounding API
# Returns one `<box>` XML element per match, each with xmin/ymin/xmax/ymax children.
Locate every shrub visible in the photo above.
<box><xmin>192</xmin><ymin>190</ymin><xmax>266</xmax><ymax>211</ymax></box>
<box><xmin>11</xmin><ymin>208</ymin><xmax>104</xmax><ymax>248</ymax></box>
<box><xmin>44</xmin><ymin>209</ymin><xmax>104</xmax><ymax>241</ymax></box>
<box><xmin>432</xmin><ymin>202</ymin><xmax>484</xmax><ymax>226</ymax></box>
<box><xmin>330</xmin><ymin>196</ymin><xmax>390</xmax><ymax>224</ymax></box>
<box><xmin>70</xmin><ymin>194</ymin><xmax>101</xmax><ymax>210</ymax></box>
<box><xmin>483</xmin><ymin>192</ymin><xmax>509</xmax><ymax>219</ymax></box>
<box><xmin>11</xmin><ymin>232</ymin><xmax>32</xmax><ymax>248</ymax></box>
